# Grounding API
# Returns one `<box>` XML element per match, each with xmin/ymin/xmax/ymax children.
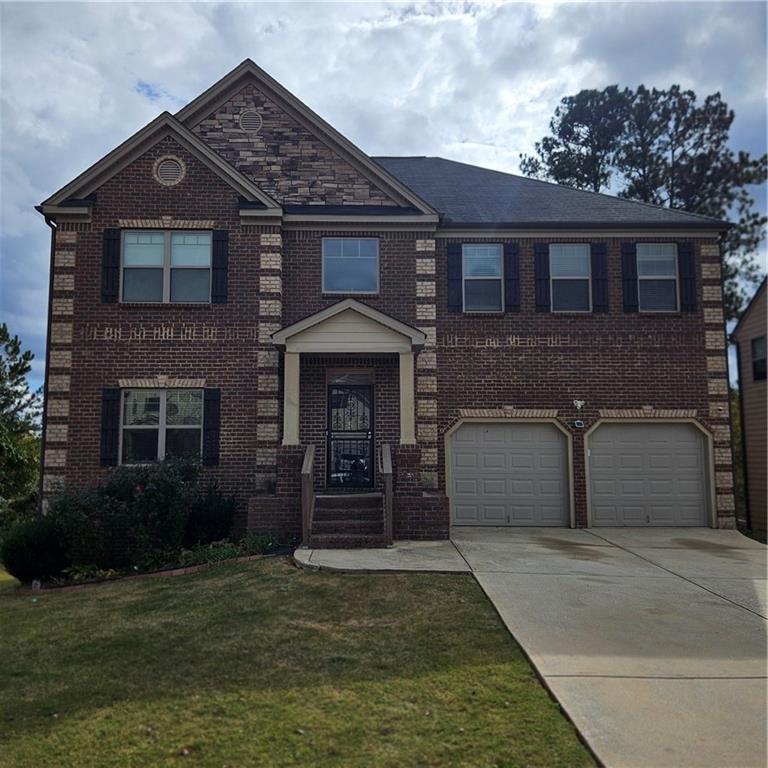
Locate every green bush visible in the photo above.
<box><xmin>50</xmin><ymin>489</ymin><xmax>137</xmax><ymax>570</ymax></box>
<box><xmin>0</xmin><ymin>515</ymin><xmax>70</xmax><ymax>583</ymax></box>
<box><xmin>183</xmin><ymin>482</ymin><xmax>236</xmax><ymax>547</ymax></box>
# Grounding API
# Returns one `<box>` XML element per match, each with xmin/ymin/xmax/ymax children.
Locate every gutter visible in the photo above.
<box><xmin>35</xmin><ymin>206</ymin><xmax>56</xmax><ymax>514</ymax></box>
<box><xmin>734</xmin><ymin>341</ymin><xmax>752</xmax><ymax>531</ymax></box>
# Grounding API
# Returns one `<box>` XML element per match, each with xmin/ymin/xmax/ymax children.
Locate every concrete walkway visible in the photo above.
<box><xmin>296</xmin><ymin>528</ymin><xmax>767</xmax><ymax>768</ymax></box>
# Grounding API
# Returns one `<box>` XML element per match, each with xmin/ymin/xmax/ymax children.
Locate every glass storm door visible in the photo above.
<box><xmin>326</xmin><ymin>380</ymin><xmax>374</xmax><ymax>489</ymax></box>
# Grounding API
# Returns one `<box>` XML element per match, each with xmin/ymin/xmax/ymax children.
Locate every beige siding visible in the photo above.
<box><xmin>734</xmin><ymin>284</ymin><xmax>767</xmax><ymax>535</ymax></box>
<box><xmin>285</xmin><ymin>308</ymin><xmax>411</xmax><ymax>353</ymax></box>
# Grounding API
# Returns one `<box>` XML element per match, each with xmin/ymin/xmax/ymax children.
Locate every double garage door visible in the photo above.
<box><xmin>450</xmin><ymin>421</ymin><xmax>708</xmax><ymax>527</ymax></box>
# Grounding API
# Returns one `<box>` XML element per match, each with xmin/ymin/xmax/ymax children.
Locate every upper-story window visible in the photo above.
<box><xmin>322</xmin><ymin>238</ymin><xmax>379</xmax><ymax>294</ymax></box>
<box><xmin>463</xmin><ymin>244</ymin><xmax>503</xmax><ymax>312</ymax></box>
<box><xmin>120</xmin><ymin>389</ymin><xmax>203</xmax><ymax>464</ymax></box>
<box><xmin>636</xmin><ymin>243</ymin><xmax>678</xmax><ymax>312</ymax></box>
<box><xmin>550</xmin><ymin>244</ymin><xmax>591</xmax><ymax>312</ymax></box>
<box><xmin>122</xmin><ymin>231</ymin><xmax>212</xmax><ymax>303</ymax></box>
<box><xmin>751</xmin><ymin>336</ymin><xmax>767</xmax><ymax>381</ymax></box>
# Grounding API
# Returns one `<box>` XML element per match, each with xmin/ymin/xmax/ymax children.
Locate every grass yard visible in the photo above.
<box><xmin>0</xmin><ymin>559</ymin><xmax>594</xmax><ymax>768</ymax></box>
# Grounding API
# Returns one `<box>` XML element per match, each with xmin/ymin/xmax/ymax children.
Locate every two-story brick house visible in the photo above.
<box><xmin>36</xmin><ymin>60</ymin><xmax>736</xmax><ymax>547</ymax></box>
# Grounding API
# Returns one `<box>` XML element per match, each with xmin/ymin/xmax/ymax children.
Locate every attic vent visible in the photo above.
<box><xmin>239</xmin><ymin>110</ymin><xmax>263</xmax><ymax>134</ymax></box>
<box><xmin>154</xmin><ymin>156</ymin><xmax>186</xmax><ymax>186</ymax></box>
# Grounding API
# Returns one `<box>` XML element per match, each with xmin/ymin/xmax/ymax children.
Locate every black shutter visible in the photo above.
<box><xmin>534</xmin><ymin>243</ymin><xmax>550</xmax><ymax>312</ymax></box>
<box><xmin>100</xmin><ymin>388</ymin><xmax>120</xmax><ymax>466</ymax></box>
<box><xmin>503</xmin><ymin>243</ymin><xmax>520</xmax><ymax>312</ymax></box>
<box><xmin>202</xmin><ymin>388</ymin><xmax>221</xmax><ymax>466</ymax></box>
<box><xmin>211</xmin><ymin>231</ymin><xmax>229</xmax><ymax>304</ymax></box>
<box><xmin>678</xmin><ymin>241</ymin><xmax>697</xmax><ymax>312</ymax></box>
<box><xmin>621</xmin><ymin>242</ymin><xmax>639</xmax><ymax>312</ymax></box>
<box><xmin>447</xmin><ymin>243</ymin><xmax>462</xmax><ymax>312</ymax></box>
<box><xmin>102</xmin><ymin>229</ymin><xmax>120</xmax><ymax>303</ymax></box>
<box><xmin>590</xmin><ymin>243</ymin><xmax>609</xmax><ymax>313</ymax></box>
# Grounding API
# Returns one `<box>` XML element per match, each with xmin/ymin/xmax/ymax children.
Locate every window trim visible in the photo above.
<box><xmin>549</xmin><ymin>244</ymin><xmax>592</xmax><ymax>313</ymax></box>
<box><xmin>120</xmin><ymin>230</ymin><xmax>212</xmax><ymax>304</ymax></box>
<box><xmin>461</xmin><ymin>243</ymin><xmax>504</xmax><ymax>313</ymax></box>
<box><xmin>636</xmin><ymin>243</ymin><xmax>680</xmax><ymax>313</ymax></box>
<box><xmin>321</xmin><ymin>237</ymin><xmax>380</xmax><ymax>295</ymax></box>
<box><xmin>751</xmin><ymin>335</ymin><xmax>767</xmax><ymax>381</ymax></box>
<box><xmin>118</xmin><ymin>388</ymin><xmax>204</xmax><ymax>465</ymax></box>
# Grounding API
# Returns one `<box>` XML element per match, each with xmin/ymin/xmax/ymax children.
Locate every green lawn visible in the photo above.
<box><xmin>0</xmin><ymin>559</ymin><xmax>593</xmax><ymax>768</ymax></box>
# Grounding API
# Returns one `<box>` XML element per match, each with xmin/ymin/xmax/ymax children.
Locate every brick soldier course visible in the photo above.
<box><xmin>37</xmin><ymin>60</ymin><xmax>735</xmax><ymax>544</ymax></box>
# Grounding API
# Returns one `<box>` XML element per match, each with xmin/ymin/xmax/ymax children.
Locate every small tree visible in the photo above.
<box><xmin>0</xmin><ymin>324</ymin><xmax>42</xmax><ymax>528</ymax></box>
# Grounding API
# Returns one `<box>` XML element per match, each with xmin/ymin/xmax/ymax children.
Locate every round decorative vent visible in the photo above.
<box><xmin>239</xmin><ymin>110</ymin><xmax>263</xmax><ymax>134</ymax></box>
<box><xmin>154</xmin><ymin>156</ymin><xmax>186</xmax><ymax>186</ymax></box>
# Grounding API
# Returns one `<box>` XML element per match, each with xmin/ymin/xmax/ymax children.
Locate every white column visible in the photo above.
<box><xmin>399</xmin><ymin>351</ymin><xmax>416</xmax><ymax>445</ymax></box>
<box><xmin>282</xmin><ymin>351</ymin><xmax>300</xmax><ymax>445</ymax></box>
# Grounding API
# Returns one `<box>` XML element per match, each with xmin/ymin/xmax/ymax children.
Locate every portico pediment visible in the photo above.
<box><xmin>271</xmin><ymin>299</ymin><xmax>426</xmax><ymax>354</ymax></box>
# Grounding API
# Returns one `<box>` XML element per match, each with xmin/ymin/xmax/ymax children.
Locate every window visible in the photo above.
<box><xmin>751</xmin><ymin>336</ymin><xmax>766</xmax><ymax>381</ymax></box>
<box><xmin>550</xmin><ymin>244</ymin><xmax>591</xmax><ymax>312</ymax></box>
<box><xmin>122</xmin><ymin>231</ymin><xmax>211</xmax><ymax>303</ymax></box>
<box><xmin>637</xmin><ymin>243</ymin><xmax>678</xmax><ymax>311</ymax></box>
<box><xmin>463</xmin><ymin>244</ymin><xmax>503</xmax><ymax>311</ymax></box>
<box><xmin>322</xmin><ymin>238</ymin><xmax>379</xmax><ymax>293</ymax></box>
<box><xmin>120</xmin><ymin>389</ymin><xmax>203</xmax><ymax>464</ymax></box>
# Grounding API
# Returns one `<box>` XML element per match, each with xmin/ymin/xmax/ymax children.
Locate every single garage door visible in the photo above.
<box><xmin>589</xmin><ymin>423</ymin><xmax>708</xmax><ymax>526</ymax></box>
<box><xmin>451</xmin><ymin>422</ymin><xmax>569</xmax><ymax>526</ymax></box>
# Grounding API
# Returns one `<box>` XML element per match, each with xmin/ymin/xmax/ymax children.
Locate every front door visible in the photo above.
<box><xmin>327</xmin><ymin>379</ymin><xmax>374</xmax><ymax>489</ymax></box>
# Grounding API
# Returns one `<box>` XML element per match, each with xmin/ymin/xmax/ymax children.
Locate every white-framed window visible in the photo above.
<box><xmin>322</xmin><ymin>238</ymin><xmax>379</xmax><ymax>294</ymax></box>
<box><xmin>637</xmin><ymin>243</ymin><xmax>679</xmax><ymax>312</ymax></box>
<box><xmin>120</xmin><ymin>389</ymin><xmax>203</xmax><ymax>464</ymax></box>
<box><xmin>550</xmin><ymin>244</ymin><xmax>591</xmax><ymax>312</ymax></box>
<box><xmin>121</xmin><ymin>231</ymin><xmax>212</xmax><ymax>303</ymax></box>
<box><xmin>462</xmin><ymin>244</ymin><xmax>503</xmax><ymax>312</ymax></box>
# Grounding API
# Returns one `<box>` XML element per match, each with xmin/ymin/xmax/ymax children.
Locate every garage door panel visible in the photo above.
<box><xmin>590</xmin><ymin>423</ymin><xmax>707</xmax><ymax>527</ymax></box>
<box><xmin>482</xmin><ymin>479</ymin><xmax>506</xmax><ymax>496</ymax></box>
<box><xmin>451</xmin><ymin>422</ymin><xmax>569</xmax><ymax>527</ymax></box>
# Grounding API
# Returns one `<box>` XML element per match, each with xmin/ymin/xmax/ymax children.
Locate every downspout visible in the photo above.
<box><xmin>35</xmin><ymin>206</ymin><xmax>57</xmax><ymax>515</ymax></box>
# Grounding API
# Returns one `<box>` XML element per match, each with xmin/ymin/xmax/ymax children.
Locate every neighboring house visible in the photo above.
<box><xmin>36</xmin><ymin>60</ymin><xmax>736</xmax><ymax>547</ymax></box>
<box><xmin>733</xmin><ymin>279</ymin><xmax>767</xmax><ymax>541</ymax></box>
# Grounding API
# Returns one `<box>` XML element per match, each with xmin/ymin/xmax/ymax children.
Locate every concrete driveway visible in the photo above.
<box><xmin>452</xmin><ymin>527</ymin><xmax>767</xmax><ymax>768</ymax></box>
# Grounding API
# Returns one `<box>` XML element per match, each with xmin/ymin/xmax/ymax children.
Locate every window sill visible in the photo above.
<box><xmin>117</xmin><ymin>302</ymin><xmax>214</xmax><ymax>308</ymax></box>
<box><xmin>322</xmin><ymin>293</ymin><xmax>380</xmax><ymax>299</ymax></box>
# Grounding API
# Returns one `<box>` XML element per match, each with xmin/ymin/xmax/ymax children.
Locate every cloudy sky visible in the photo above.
<box><xmin>1</xmin><ymin>0</ymin><xmax>765</xmax><ymax>389</ymax></box>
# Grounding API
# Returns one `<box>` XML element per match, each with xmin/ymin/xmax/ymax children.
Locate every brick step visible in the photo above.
<box><xmin>313</xmin><ymin>507</ymin><xmax>383</xmax><ymax>522</ymax></box>
<box><xmin>315</xmin><ymin>493</ymin><xmax>382</xmax><ymax>511</ymax></box>
<box><xmin>311</xmin><ymin>518</ymin><xmax>384</xmax><ymax>535</ymax></box>
<box><xmin>310</xmin><ymin>533</ymin><xmax>390</xmax><ymax>549</ymax></box>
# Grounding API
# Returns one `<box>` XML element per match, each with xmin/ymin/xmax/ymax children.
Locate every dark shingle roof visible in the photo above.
<box><xmin>373</xmin><ymin>156</ymin><xmax>728</xmax><ymax>229</ymax></box>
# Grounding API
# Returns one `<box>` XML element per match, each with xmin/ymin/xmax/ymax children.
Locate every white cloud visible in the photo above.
<box><xmin>0</xmin><ymin>0</ymin><xmax>764</xmax><ymax>389</ymax></box>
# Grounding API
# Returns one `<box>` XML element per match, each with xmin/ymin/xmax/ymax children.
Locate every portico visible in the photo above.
<box><xmin>271</xmin><ymin>299</ymin><xmax>426</xmax><ymax>487</ymax></box>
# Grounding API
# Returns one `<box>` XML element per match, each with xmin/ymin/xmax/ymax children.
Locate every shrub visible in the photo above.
<box><xmin>50</xmin><ymin>489</ymin><xmax>137</xmax><ymax>570</ymax></box>
<box><xmin>183</xmin><ymin>482</ymin><xmax>235</xmax><ymax>547</ymax></box>
<box><xmin>0</xmin><ymin>515</ymin><xmax>70</xmax><ymax>583</ymax></box>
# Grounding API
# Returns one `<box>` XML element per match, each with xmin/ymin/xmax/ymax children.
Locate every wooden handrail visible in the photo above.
<box><xmin>380</xmin><ymin>444</ymin><xmax>393</xmax><ymax>545</ymax></box>
<box><xmin>301</xmin><ymin>445</ymin><xmax>316</xmax><ymax>548</ymax></box>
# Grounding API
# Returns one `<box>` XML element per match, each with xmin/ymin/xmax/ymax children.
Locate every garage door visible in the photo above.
<box><xmin>450</xmin><ymin>422</ymin><xmax>569</xmax><ymax>526</ymax></box>
<box><xmin>589</xmin><ymin>423</ymin><xmax>708</xmax><ymax>526</ymax></box>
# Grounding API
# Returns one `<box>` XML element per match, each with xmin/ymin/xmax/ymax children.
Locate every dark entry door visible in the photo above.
<box><xmin>327</xmin><ymin>383</ymin><xmax>374</xmax><ymax>488</ymax></box>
